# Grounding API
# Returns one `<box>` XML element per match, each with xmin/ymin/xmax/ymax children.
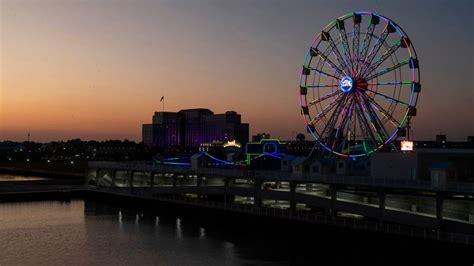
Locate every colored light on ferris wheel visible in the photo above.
<box><xmin>340</xmin><ymin>76</ymin><xmax>353</xmax><ymax>92</ymax></box>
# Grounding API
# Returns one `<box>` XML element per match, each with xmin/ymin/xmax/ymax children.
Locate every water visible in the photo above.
<box><xmin>0</xmin><ymin>199</ymin><xmax>471</xmax><ymax>265</ymax></box>
<box><xmin>0</xmin><ymin>200</ymin><xmax>282</xmax><ymax>265</ymax></box>
<box><xmin>0</xmin><ymin>174</ymin><xmax>48</xmax><ymax>182</ymax></box>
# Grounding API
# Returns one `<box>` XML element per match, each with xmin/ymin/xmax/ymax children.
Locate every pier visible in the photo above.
<box><xmin>86</xmin><ymin>161</ymin><xmax>474</xmax><ymax>245</ymax></box>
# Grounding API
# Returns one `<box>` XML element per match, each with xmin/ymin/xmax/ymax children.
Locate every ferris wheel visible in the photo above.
<box><xmin>299</xmin><ymin>12</ymin><xmax>420</xmax><ymax>159</ymax></box>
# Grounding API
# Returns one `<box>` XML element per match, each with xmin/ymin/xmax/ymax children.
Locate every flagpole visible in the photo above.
<box><xmin>162</xmin><ymin>97</ymin><xmax>164</xmax><ymax>112</ymax></box>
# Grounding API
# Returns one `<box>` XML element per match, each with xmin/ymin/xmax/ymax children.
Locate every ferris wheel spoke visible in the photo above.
<box><xmin>335</xmin><ymin>19</ymin><xmax>353</xmax><ymax>75</ymax></box>
<box><xmin>359</xmin><ymin>92</ymin><xmax>391</xmax><ymax>141</ymax></box>
<box><xmin>321</xmin><ymin>31</ymin><xmax>351</xmax><ymax>75</ymax></box>
<box><xmin>364</xmin><ymin>89</ymin><xmax>409</xmax><ymax>106</ymax></box>
<box><xmin>307</xmin><ymin>84</ymin><xmax>340</xmax><ymax>88</ymax></box>
<box><xmin>364</xmin><ymin>40</ymin><xmax>401</xmax><ymax>76</ymax></box>
<box><xmin>310</xmin><ymin>47</ymin><xmax>346</xmax><ymax>76</ymax></box>
<box><xmin>366</xmin><ymin>81</ymin><xmax>412</xmax><ymax>86</ymax></box>
<box><xmin>354</xmin><ymin>93</ymin><xmax>380</xmax><ymax>143</ymax></box>
<box><xmin>307</xmin><ymin>66</ymin><xmax>341</xmax><ymax>80</ymax></box>
<box><xmin>331</xmin><ymin>98</ymin><xmax>351</xmax><ymax>148</ymax></box>
<box><xmin>357</xmin><ymin>23</ymin><xmax>376</xmax><ymax>74</ymax></box>
<box><xmin>308</xmin><ymin>90</ymin><xmax>341</xmax><ymax>106</ymax></box>
<box><xmin>331</xmin><ymin>96</ymin><xmax>351</xmax><ymax>145</ymax></box>
<box><xmin>310</xmin><ymin>95</ymin><xmax>341</xmax><ymax>124</ymax></box>
<box><xmin>320</xmin><ymin>94</ymin><xmax>348</xmax><ymax>143</ymax></box>
<box><xmin>353</xmin><ymin>95</ymin><xmax>379</xmax><ymax>146</ymax></box>
<box><xmin>365</xmin><ymin>58</ymin><xmax>410</xmax><ymax>81</ymax></box>
<box><xmin>336</xmin><ymin>97</ymin><xmax>354</xmax><ymax>150</ymax></box>
<box><xmin>352</xmin><ymin>20</ymin><xmax>361</xmax><ymax>68</ymax></box>
<box><xmin>319</xmin><ymin>97</ymin><xmax>345</xmax><ymax>136</ymax></box>
<box><xmin>356</xmin><ymin>94</ymin><xmax>383</xmax><ymax>142</ymax></box>
<box><xmin>360</xmin><ymin>92</ymin><xmax>401</xmax><ymax>127</ymax></box>
<box><xmin>347</xmin><ymin>99</ymin><xmax>357</xmax><ymax>143</ymax></box>
<box><xmin>359</xmin><ymin>24</ymin><xmax>395</xmax><ymax>77</ymax></box>
<box><xmin>341</xmin><ymin>99</ymin><xmax>355</xmax><ymax>152</ymax></box>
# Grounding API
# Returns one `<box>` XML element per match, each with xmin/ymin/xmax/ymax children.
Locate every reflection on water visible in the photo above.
<box><xmin>0</xmin><ymin>199</ymin><xmax>471</xmax><ymax>265</ymax></box>
<box><xmin>0</xmin><ymin>174</ymin><xmax>48</xmax><ymax>182</ymax></box>
<box><xmin>0</xmin><ymin>200</ymin><xmax>249</xmax><ymax>265</ymax></box>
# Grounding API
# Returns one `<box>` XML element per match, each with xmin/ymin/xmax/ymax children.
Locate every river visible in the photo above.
<box><xmin>0</xmin><ymin>198</ymin><xmax>471</xmax><ymax>264</ymax></box>
<box><xmin>0</xmin><ymin>173</ymin><xmax>48</xmax><ymax>182</ymax></box>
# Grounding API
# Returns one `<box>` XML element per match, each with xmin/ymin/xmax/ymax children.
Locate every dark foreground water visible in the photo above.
<box><xmin>0</xmin><ymin>199</ymin><xmax>471</xmax><ymax>265</ymax></box>
<box><xmin>0</xmin><ymin>200</ymin><xmax>250</xmax><ymax>265</ymax></box>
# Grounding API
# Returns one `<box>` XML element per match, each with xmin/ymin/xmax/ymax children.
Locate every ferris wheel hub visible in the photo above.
<box><xmin>355</xmin><ymin>78</ymin><xmax>368</xmax><ymax>91</ymax></box>
<box><xmin>340</xmin><ymin>76</ymin><xmax>354</xmax><ymax>93</ymax></box>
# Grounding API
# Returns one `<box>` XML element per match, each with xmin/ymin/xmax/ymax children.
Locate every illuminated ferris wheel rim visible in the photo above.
<box><xmin>299</xmin><ymin>11</ymin><xmax>421</xmax><ymax>159</ymax></box>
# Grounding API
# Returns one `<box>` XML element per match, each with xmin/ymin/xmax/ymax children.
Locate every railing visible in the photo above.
<box><xmin>90</xmin><ymin>186</ymin><xmax>474</xmax><ymax>246</ymax></box>
<box><xmin>154</xmin><ymin>196</ymin><xmax>474</xmax><ymax>246</ymax></box>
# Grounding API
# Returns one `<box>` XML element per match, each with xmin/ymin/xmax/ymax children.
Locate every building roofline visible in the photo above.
<box><xmin>178</xmin><ymin>108</ymin><xmax>213</xmax><ymax>113</ymax></box>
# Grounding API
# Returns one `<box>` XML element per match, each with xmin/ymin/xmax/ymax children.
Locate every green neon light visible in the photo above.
<box><xmin>400</xmin><ymin>110</ymin><xmax>409</xmax><ymax>126</ymax></box>
<box><xmin>377</xmin><ymin>134</ymin><xmax>383</xmax><ymax>142</ymax></box>
<box><xmin>401</xmin><ymin>58</ymin><xmax>410</xmax><ymax>64</ymax></box>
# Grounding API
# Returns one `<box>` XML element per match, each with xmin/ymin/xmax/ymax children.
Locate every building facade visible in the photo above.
<box><xmin>143</xmin><ymin>109</ymin><xmax>249</xmax><ymax>148</ymax></box>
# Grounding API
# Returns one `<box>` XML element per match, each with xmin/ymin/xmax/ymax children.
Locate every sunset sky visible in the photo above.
<box><xmin>1</xmin><ymin>0</ymin><xmax>473</xmax><ymax>142</ymax></box>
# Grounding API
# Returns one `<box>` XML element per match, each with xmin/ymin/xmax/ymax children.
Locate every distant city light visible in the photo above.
<box><xmin>401</xmin><ymin>141</ymin><xmax>414</xmax><ymax>151</ymax></box>
<box><xmin>223</xmin><ymin>140</ymin><xmax>241</xmax><ymax>148</ymax></box>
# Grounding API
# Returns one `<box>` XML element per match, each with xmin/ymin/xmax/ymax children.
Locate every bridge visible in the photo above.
<box><xmin>86</xmin><ymin>161</ymin><xmax>474</xmax><ymax>245</ymax></box>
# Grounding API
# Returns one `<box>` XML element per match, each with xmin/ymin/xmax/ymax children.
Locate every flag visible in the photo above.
<box><xmin>160</xmin><ymin>96</ymin><xmax>164</xmax><ymax>102</ymax></box>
